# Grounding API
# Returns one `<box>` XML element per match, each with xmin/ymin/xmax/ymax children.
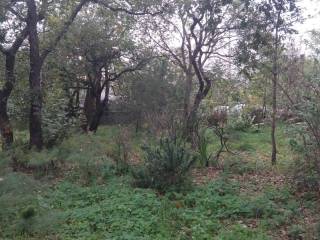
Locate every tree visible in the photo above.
<box><xmin>258</xmin><ymin>0</ymin><xmax>300</xmax><ymax>164</ymax></box>
<box><xmin>142</xmin><ymin>0</ymin><xmax>249</xmax><ymax>135</ymax></box>
<box><xmin>26</xmin><ymin>0</ymin><xmax>89</xmax><ymax>149</ymax></box>
<box><xmin>237</xmin><ymin>0</ymin><xmax>300</xmax><ymax>164</ymax></box>
<box><xmin>24</xmin><ymin>0</ymin><xmax>167</xmax><ymax>149</ymax></box>
<box><xmin>58</xmin><ymin>7</ymin><xmax>152</xmax><ymax>132</ymax></box>
<box><xmin>0</xmin><ymin>0</ymin><xmax>38</xmax><ymax>149</ymax></box>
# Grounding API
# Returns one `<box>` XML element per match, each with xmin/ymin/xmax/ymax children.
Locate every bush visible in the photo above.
<box><xmin>287</xmin><ymin>52</ymin><xmax>320</xmax><ymax>193</ymax></box>
<box><xmin>42</xmin><ymin>96</ymin><xmax>76</xmax><ymax>148</ymax></box>
<box><xmin>132</xmin><ymin>137</ymin><xmax>196</xmax><ymax>192</ymax></box>
<box><xmin>288</xmin><ymin>124</ymin><xmax>320</xmax><ymax>193</ymax></box>
<box><xmin>229</xmin><ymin>112</ymin><xmax>254</xmax><ymax>132</ymax></box>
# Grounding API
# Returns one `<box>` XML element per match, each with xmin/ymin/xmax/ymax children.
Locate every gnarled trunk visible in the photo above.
<box><xmin>185</xmin><ymin>54</ymin><xmax>212</xmax><ymax>136</ymax></box>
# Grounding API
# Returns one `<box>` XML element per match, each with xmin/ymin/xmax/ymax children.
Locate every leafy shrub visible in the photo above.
<box><xmin>42</xmin><ymin>96</ymin><xmax>76</xmax><ymax>147</ymax></box>
<box><xmin>229</xmin><ymin>112</ymin><xmax>254</xmax><ymax>132</ymax></box>
<box><xmin>286</xmin><ymin>53</ymin><xmax>320</xmax><ymax>193</ymax></box>
<box><xmin>132</xmin><ymin>137</ymin><xmax>196</xmax><ymax>192</ymax></box>
<box><xmin>288</xmin><ymin>124</ymin><xmax>320</xmax><ymax>192</ymax></box>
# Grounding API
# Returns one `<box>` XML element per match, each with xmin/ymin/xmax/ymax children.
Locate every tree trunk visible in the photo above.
<box><xmin>185</xmin><ymin>55</ymin><xmax>212</xmax><ymax>137</ymax></box>
<box><xmin>0</xmin><ymin>54</ymin><xmax>15</xmax><ymax>149</ymax></box>
<box><xmin>88</xmin><ymin>99</ymin><xmax>107</xmax><ymax>132</ymax></box>
<box><xmin>271</xmin><ymin>71</ymin><xmax>277</xmax><ymax>165</ymax></box>
<box><xmin>186</xmin><ymin>91</ymin><xmax>203</xmax><ymax>135</ymax></box>
<box><xmin>83</xmin><ymin>87</ymin><xmax>96</xmax><ymax>131</ymax></box>
<box><xmin>27</xmin><ymin>0</ymin><xmax>43</xmax><ymax>150</ymax></box>
<box><xmin>271</xmin><ymin>14</ymin><xmax>280</xmax><ymax>165</ymax></box>
<box><xmin>88</xmin><ymin>81</ymin><xmax>110</xmax><ymax>132</ymax></box>
<box><xmin>183</xmin><ymin>72</ymin><xmax>193</xmax><ymax>119</ymax></box>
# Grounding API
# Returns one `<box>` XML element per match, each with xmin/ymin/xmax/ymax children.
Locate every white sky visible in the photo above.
<box><xmin>296</xmin><ymin>0</ymin><xmax>320</xmax><ymax>38</ymax></box>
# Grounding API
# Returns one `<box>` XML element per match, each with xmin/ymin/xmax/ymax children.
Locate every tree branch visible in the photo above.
<box><xmin>109</xmin><ymin>58</ymin><xmax>150</xmax><ymax>82</ymax></box>
<box><xmin>94</xmin><ymin>0</ymin><xmax>165</xmax><ymax>16</ymax></box>
<box><xmin>40</xmin><ymin>0</ymin><xmax>89</xmax><ymax>62</ymax></box>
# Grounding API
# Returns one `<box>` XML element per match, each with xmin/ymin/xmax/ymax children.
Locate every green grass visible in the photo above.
<box><xmin>206</xmin><ymin>123</ymin><xmax>293</xmax><ymax>172</ymax></box>
<box><xmin>0</xmin><ymin>172</ymin><xmax>302</xmax><ymax>240</ymax></box>
<box><xmin>0</xmin><ymin>124</ymin><xmax>318</xmax><ymax>239</ymax></box>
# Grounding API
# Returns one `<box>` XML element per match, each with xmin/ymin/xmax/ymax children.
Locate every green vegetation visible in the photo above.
<box><xmin>0</xmin><ymin>125</ymin><xmax>319</xmax><ymax>239</ymax></box>
<box><xmin>0</xmin><ymin>1</ymin><xmax>319</xmax><ymax>238</ymax></box>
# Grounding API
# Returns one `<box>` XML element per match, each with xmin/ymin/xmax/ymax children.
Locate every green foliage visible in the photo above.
<box><xmin>57</xmin><ymin>133</ymin><xmax>115</xmax><ymax>184</ymax></box>
<box><xmin>132</xmin><ymin>137</ymin><xmax>196</xmax><ymax>192</ymax></box>
<box><xmin>287</xmin><ymin>224</ymin><xmax>305</xmax><ymax>240</ymax></box>
<box><xmin>126</xmin><ymin>58</ymin><xmax>182</xmax><ymax>114</ymax></box>
<box><xmin>223</xmin><ymin>156</ymin><xmax>256</xmax><ymax>175</ymax></box>
<box><xmin>21</xmin><ymin>206</ymin><xmax>36</xmax><ymax>220</ymax></box>
<box><xmin>0</xmin><ymin>126</ymin><xmax>317</xmax><ymax>239</ymax></box>
<box><xmin>42</xmin><ymin>95</ymin><xmax>74</xmax><ymax>147</ymax></box>
<box><xmin>0</xmin><ymin>173</ymin><xmax>65</xmax><ymax>238</ymax></box>
<box><xmin>0</xmin><ymin>164</ymin><xmax>311</xmax><ymax>239</ymax></box>
<box><xmin>237</xmin><ymin>142</ymin><xmax>255</xmax><ymax>152</ymax></box>
<box><xmin>217</xmin><ymin>224</ymin><xmax>269</xmax><ymax>240</ymax></box>
<box><xmin>112</xmin><ymin>127</ymin><xmax>132</xmax><ymax>175</ymax></box>
<box><xmin>291</xmin><ymin>156</ymin><xmax>320</xmax><ymax>193</ymax></box>
<box><xmin>280</xmin><ymin>31</ymin><xmax>320</xmax><ymax>193</ymax></box>
<box><xmin>228</xmin><ymin>112</ymin><xmax>254</xmax><ymax>132</ymax></box>
<box><xmin>195</xmin><ymin>128</ymin><xmax>215</xmax><ymax>167</ymax></box>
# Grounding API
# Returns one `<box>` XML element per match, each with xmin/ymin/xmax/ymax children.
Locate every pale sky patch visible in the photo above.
<box><xmin>296</xmin><ymin>0</ymin><xmax>320</xmax><ymax>38</ymax></box>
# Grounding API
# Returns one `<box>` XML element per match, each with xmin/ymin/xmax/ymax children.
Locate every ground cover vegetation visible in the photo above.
<box><xmin>0</xmin><ymin>0</ymin><xmax>320</xmax><ymax>239</ymax></box>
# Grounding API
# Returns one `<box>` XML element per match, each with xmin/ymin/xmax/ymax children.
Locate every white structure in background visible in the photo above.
<box><xmin>230</xmin><ymin>103</ymin><xmax>246</xmax><ymax>116</ymax></box>
<box><xmin>213</xmin><ymin>103</ymin><xmax>246</xmax><ymax>117</ymax></box>
<box><xmin>213</xmin><ymin>105</ymin><xmax>230</xmax><ymax>112</ymax></box>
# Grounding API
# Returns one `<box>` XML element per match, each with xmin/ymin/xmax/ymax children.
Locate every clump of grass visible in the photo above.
<box><xmin>237</xmin><ymin>143</ymin><xmax>255</xmax><ymax>152</ymax></box>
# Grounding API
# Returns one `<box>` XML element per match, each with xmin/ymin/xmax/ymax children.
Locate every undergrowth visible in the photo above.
<box><xmin>0</xmin><ymin>125</ymin><xmax>318</xmax><ymax>239</ymax></box>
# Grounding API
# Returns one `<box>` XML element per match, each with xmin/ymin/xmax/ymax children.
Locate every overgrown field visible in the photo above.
<box><xmin>0</xmin><ymin>125</ymin><xmax>319</xmax><ymax>240</ymax></box>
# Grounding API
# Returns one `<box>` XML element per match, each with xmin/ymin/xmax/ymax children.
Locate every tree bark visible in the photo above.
<box><xmin>88</xmin><ymin>81</ymin><xmax>110</xmax><ymax>132</ymax></box>
<box><xmin>0</xmin><ymin>54</ymin><xmax>15</xmax><ymax>149</ymax></box>
<box><xmin>271</xmin><ymin>12</ymin><xmax>281</xmax><ymax>165</ymax></box>
<box><xmin>186</xmin><ymin>89</ymin><xmax>206</xmax><ymax>135</ymax></box>
<box><xmin>183</xmin><ymin>72</ymin><xmax>193</xmax><ymax>119</ymax></box>
<box><xmin>0</xmin><ymin>22</ymin><xmax>28</xmax><ymax>150</ymax></box>
<box><xmin>83</xmin><ymin>86</ymin><xmax>95</xmax><ymax>129</ymax></box>
<box><xmin>27</xmin><ymin>0</ymin><xmax>43</xmax><ymax>149</ymax></box>
<box><xmin>185</xmin><ymin>49</ymin><xmax>212</xmax><ymax>136</ymax></box>
<box><xmin>271</xmin><ymin>69</ymin><xmax>277</xmax><ymax>165</ymax></box>
<box><xmin>26</xmin><ymin>0</ymin><xmax>87</xmax><ymax>149</ymax></box>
